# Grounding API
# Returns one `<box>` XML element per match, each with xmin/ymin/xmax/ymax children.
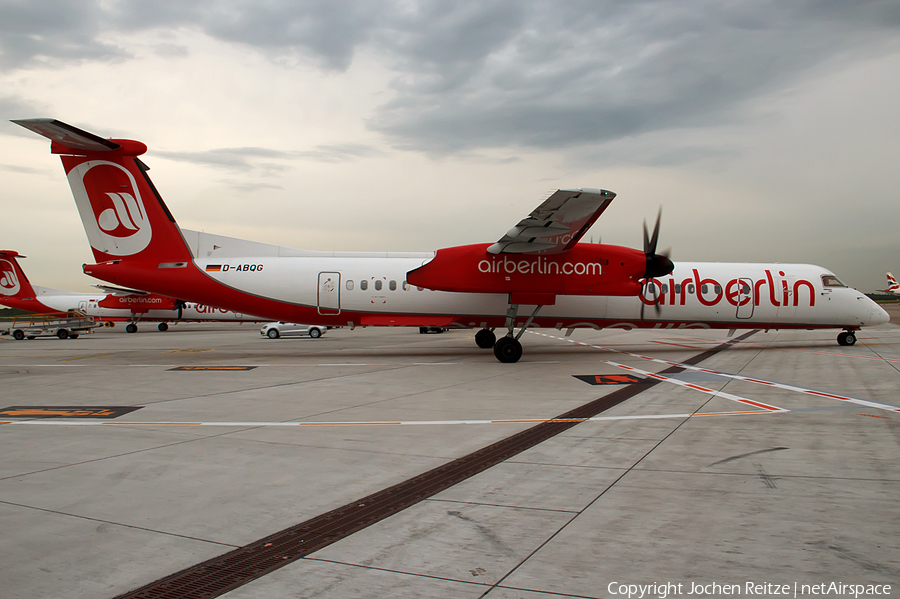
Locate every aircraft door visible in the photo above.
<box><xmin>736</xmin><ymin>278</ymin><xmax>754</xmax><ymax>319</ymax></box>
<box><xmin>317</xmin><ymin>272</ymin><xmax>341</xmax><ymax>315</ymax></box>
<box><xmin>776</xmin><ymin>276</ymin><xmax>796</xmax><ymax>319</ymax></box>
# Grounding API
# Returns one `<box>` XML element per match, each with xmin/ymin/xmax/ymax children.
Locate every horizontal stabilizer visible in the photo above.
<box><xmin>12</xmin><ymin>119</ymin><xmax>121</xmax><ymax>153</ymax></box>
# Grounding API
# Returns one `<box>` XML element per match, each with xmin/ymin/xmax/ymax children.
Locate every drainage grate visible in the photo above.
<box><xmin>114</xmin><ymin>333</ymin><xmax>753</xmax><ymax>598</ymax></box>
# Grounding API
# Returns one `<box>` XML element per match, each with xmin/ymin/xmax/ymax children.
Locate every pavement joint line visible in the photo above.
<box><xmin>480</xmin><ymin>355</ymin><xmax>736</xmax><ymax>599</ymax></box>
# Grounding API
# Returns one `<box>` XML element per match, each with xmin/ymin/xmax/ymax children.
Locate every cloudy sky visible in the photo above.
<box><xmin>1</xmin><ymin>0</ymin><xmax>899</xmax><ymax>293</ymax></box>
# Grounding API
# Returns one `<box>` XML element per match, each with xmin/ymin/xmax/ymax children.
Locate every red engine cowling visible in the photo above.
<box><xmin>406</xmin><ymin>243</ymin><xmax>645</xmax><ymax>298</ymax></box>
<box><xmin>98</xmin><ymin>293</ymin><xmax>177</xmax><ymax>312</ymax></box>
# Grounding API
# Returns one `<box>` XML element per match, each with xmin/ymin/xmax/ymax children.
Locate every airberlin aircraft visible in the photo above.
<box><xmin>0</xmin><ymin>250</ymin><xmax>260</xmax><ymax>333</ymax></box>
<box><xmin>12</xmin><ymin>119</ymin><xmax>889</xmax><ymax>362</ymax></box>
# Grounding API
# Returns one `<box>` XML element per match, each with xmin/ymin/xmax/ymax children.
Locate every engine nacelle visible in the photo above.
<box><xmin>98</xmin><ymin>293</ymin><xmax>178</xmax><ymax>312</ymax></box>
<box><xmin>407</xmin><ymin>243</ymin><xmax>646</xmax><ymax>297</ymax></box>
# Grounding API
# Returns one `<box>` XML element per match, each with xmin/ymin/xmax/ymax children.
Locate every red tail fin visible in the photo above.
<box><xmin>12</xmin><ymin>119</ymin><xmax>193</xmax><ymax>267</ymax></box>
<box><xmin>0</xmin><ymin>251</ymin><xmax>38</xmax><ymax>302</ymax></box>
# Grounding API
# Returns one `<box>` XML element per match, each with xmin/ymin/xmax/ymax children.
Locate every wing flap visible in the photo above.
<box><xmin>92</xmin><ymin>284</ymin><xmax>152</xmax><ymax>296</ymax></box>
<box><xmin>488</xmin><ymin>188</ymin><xmax>616</xmax><ymax>254</ymax></box>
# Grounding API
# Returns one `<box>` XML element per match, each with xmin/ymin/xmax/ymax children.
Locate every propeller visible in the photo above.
<box><xmin>640</xmin><ymin>208</ymin><xmax>674</xmax><ymax>320</ymax></box>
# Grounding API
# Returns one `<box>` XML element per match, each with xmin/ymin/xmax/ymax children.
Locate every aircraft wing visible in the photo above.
<box><xmin>487</xmin><ymin>188</ymin><xmax>616</xmax><ymax>254</ymax></box>
<box><xmin>92</xmin><ymin>284</ymin><xmax>152</xmax><ymax>296</ymax></box>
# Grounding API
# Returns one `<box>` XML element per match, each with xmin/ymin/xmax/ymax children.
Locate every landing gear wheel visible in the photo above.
<box><xmin>267</xmin><ymin>328</ymin><xmax>280</xmax><ymax>339</ymax></box>
<box><xmin>837</xmin><ymin>331</ymin><xmax>857</xmax><ymax>346</ymax></box>
<box><xmin>475</xmin><ymin>329</ymin><xmax>496</xmax><ymax>349</ymax></box>
<box><xmin>57</xmin><ymin>329</ymin><xmax>69</xmax><ymax>340</ymax></box>
<box><xmin>309</xmin><ymin>328</ymin><xmax>321</xmax><ymax>339</ymax></box>
<box><xmin>158</xmin><ymin>323</ymin><xmax>169</xmax><ymax>332</ymax></box>
<box><xmin>126</xmin><ymin>323</ymin><xmax>138</xmax><ymax>334</ymax></box>
<box><xmin>493</xmin><ymin>336</ymin><xmax>523</xmax><ymax>363</ymax></box>
<box><xmin>69</xmin><ymin>333</ymin><xmax>79</xmax><ymax>339</ymax></box>
<box><xmin>12</xmin><ymin>330</ymin><xmax>24</xmax><ymax>341</ymax></box>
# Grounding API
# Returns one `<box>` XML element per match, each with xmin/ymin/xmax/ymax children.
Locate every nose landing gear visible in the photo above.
<box><xmin>837</xmin><ymin>330</ymin><xmax>857</xmax><ymax>346</ymax></box>
<box><xmin>474</xmin><ymin>328</ymin><xmax>496</xmax><ymax>349</ymax></box>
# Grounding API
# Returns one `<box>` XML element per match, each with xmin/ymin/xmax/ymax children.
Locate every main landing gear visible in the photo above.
<box><xmin>474</xmin><ymin>303</ymin><xmax>544</xmax><ymax>363</ymax></box>
<box><xmin>474</xmin><ymin>328</ymin><xmax>496</xmax><ymax>349</ymax></box>
<box><xmin>837</xmin><ymin>330</ymin><xmax>857</xmax><ymax>346</ymax></box>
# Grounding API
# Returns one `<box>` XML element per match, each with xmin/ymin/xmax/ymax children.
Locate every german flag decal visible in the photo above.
<box><xmin>573</xmin><ymin>374</ymin><xmax>651</xmax><ymax>385</ymax></box>
<box><xmin>205</xmin><ymin>264</ymin><xmax>222</xmax><ymax>272</ymax></box>
<box><xmin>0</xmin><ymin>406</ymin><xmax>142</xmax><ymax>419</ymax></box>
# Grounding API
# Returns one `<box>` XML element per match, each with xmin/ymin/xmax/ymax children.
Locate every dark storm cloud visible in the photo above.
<box><xmin>0</xmin><ymin>0</ymin><xmax>126</xmax><ymax>68</ymax></box>
<box><xmin>3</xmin><ymin>1</ymin><xmax>899</xmax><ymax>153</ymax></box>
<box><xmin>108</xmin><ymin>0</ymin><xmax>381</xmax><ymax>70</ymax></box>
<box><xmin>367</xmin><ymin>1</ymin><xmax>900</xmax><ymax>152</ymax></box>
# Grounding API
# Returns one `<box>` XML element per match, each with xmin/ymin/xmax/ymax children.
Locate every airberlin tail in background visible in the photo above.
<box><xmin>0</xmin><ymin>249</ymin><xmax>262</xmax><ymax>333</ymax></box>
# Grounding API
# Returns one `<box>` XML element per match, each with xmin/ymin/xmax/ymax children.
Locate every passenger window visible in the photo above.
<box><xmin>701</xmin><ymin>284</ymin><xmax>708</xmax><ymax>294</ymax></box>
<box><xmin>346</xmin><ymin>280</ymin><xmax>354</xmax><ymax>291</ymax></box>
<box><xmin>417</xmin><ymin>287</ymin><xmax>424</xmax><ymax>291</ymax></box>
<box><xmin>741</xmin><ymin>283</ymin><xmax>750</xmax><ymax>294</ymax></box>
<box><xmin>360</xmin><ymin>280</ymin><xmax>368</xmax><ymax>291</ymax></box>
<box><xmin>661</xmin><ymin>284</ymin><xmax>668</xmax><ymax>294</ymax></box>
<box><xmin>687</xmin><ymin>284</ymin><xmax>695</xmax><ymax>294</ymax></box>
<box><xmin>821</xmin><ymin>275</ymin><xmax>846</xmax><ymax>288</ymax></box>
<box><xmin>403</xmin><ymin>281</ymin><xmax>411</xmax><ymax>291</ymax></box>
<box><xmin>375</xmin><ymin>280</ymin><xmax>383</xmax><ymax>291</ymax></box>
<box><xmin>714</xmin><ymin>285</ymin><xmax>721</xmax><ymax>294</ymax></box>
<box><xmin>674</xmin><ymin>284</ymin><xmax>681</xmax><ymax>294</ymax></box>
<box><xmin>389</xmin><ymin>280</ymin><xmax>397</xmax><ymax>291</ymax></box>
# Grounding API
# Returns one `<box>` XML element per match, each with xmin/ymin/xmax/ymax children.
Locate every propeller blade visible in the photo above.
<box><xmin>642</xmin><ymin>220</ymin><xmax>650</xmax><ymax>255</ymax></box>
<box><xmin>642</xmin><ymin>208</ymin><xmax>674</xmax><ymax>279</ymax></box>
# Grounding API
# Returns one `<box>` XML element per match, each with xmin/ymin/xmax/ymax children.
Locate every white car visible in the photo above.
<box><xmin>260</xmin><ymin>322</ymin><xmax>327</xmax><ymax>339</ymax></box>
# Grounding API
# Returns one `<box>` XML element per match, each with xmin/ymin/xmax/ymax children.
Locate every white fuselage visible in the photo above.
<box><xmin>185</xmin><ymin>230</ymin><xmax>888</xmax><ymax>331</ymax></box>
<box><xmin>19</xmin><ymin>285</ymin><xmax>257</xmax><ymax>323</ymax></box>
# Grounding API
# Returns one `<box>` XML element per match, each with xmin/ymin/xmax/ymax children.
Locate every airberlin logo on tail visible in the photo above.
<box><xmin>0</xmin><ymin>259</ymin><xmax>20</xmax><ymax>296</ymax></box>
<box><xmin>67</xmin><ymin>160</ymin><xmax>152</xmax><ymax>256</ymax></box>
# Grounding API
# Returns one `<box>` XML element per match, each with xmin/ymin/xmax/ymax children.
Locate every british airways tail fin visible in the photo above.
<box><xmin>885</xmin><ymin>272</ymin><xmax>899</xmax><ymax>293</ymax></box>
<box><xmin>11</xmin><ymin>119</ymin><xmax>194</xmax><ymax>268</ymax></box>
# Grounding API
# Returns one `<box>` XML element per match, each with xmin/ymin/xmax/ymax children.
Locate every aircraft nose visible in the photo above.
<box><xmin>870</xmin><ymin>303</ymin><xmax>890</xmax><ymax>326</ymax></box>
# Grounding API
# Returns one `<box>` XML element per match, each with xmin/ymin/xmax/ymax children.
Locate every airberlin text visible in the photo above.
<box><xmin>117</xmin><ymin>296</ymin><xmax>164</xmax><ymax>304</ymax></box>
<box><xmin>478</xmin><ymin>255</ymin><xmax>602</xmax><ymax>276</ymax></box>
<box><xmin>194</xmin><ymin>304</ymin><xmax>232</xmax><ymax>314</ymax></box>
<box><xmin>606</xmin><ymin>581</ymin><xmax>891</xmax><ymax>598</ymax></box>
<box><xmin>641</xmin><ymin>269</ymin><xmax>815</xmax><ymax>308</ymax></box>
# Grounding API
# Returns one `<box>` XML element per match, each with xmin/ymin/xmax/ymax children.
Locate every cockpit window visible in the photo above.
<box><xmin>821</xmin><ymin>274</ymin><xmax>846</xmax><ymax>288</ymax></box>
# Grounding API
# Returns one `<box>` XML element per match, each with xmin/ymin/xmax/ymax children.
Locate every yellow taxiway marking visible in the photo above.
<box><xmin>59</xmin><ymin>353</ymin><xmax>116</xmax><ymax>362</ymax></box>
